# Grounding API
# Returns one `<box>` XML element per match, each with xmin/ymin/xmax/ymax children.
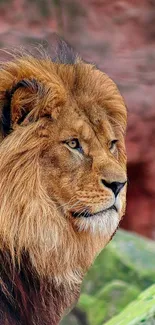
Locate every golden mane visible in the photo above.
<box><xmin>0</xmin><ymin>41</ymin><xmax>127</xmax><ymax>324</ymax></box>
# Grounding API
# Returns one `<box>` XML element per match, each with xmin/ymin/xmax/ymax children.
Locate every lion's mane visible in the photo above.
<box><xmin>0</xmin><ymin>40</ymin><xmax>127</xmax><ymax>324</ymax></box>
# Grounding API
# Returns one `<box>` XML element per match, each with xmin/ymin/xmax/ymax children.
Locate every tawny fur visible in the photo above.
<box><xmin>0</xmin><ymin>43</ymin><xmax>127</xmax><ymax>324</ymax></box>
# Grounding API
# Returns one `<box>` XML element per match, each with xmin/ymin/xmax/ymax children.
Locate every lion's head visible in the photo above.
<box><xmin>0</xmin><ymin>42</ymin><xmax>127</xmax><ymax>285</ymax></box>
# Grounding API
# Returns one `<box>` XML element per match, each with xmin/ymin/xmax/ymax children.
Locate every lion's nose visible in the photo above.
<box><xmin>101</xmin><ymin>180</ymin><xmax>126</xmax><ymax>197</ymax></box>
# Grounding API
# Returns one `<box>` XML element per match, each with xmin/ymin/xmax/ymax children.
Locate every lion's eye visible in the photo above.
<box><xmin>109</xmin><ymin>139</ymin><xmax>118</xmax><ymax>152</ymax></box>
<box><xmin>65</xmin><ymin>138</ymin><xmax>83</xmax><ymax>154</ymax></box>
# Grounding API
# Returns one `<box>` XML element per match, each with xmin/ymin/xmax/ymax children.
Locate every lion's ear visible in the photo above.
<box><xmin>0</xmin><ymin>79</ymin><xmax>42</xmax><ymax>137</ymax></box>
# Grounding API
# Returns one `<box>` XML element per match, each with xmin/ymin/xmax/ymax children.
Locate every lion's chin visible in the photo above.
<box><xmin>73</xmin><ymin>209</ymin><xmax>120</xmax><ymax>235</ymax></box>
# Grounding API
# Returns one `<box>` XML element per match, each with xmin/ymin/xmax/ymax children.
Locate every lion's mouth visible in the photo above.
<box><xmin>71</xmin><ymin>205</ymin><xmax>117</xmax><ymax>218</ymax></box>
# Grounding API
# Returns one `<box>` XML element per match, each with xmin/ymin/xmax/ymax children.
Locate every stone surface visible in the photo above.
<box><xmin>0</xmin><ymin>1</ymin><xmax>154</xmax><ymax>238</ymax></box>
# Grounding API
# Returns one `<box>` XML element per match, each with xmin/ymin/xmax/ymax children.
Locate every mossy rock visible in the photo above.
<box><xmin>82</xmin><ymin>230</ymin><xmax>155</xmax><ymax>295</ymax></box>
<box><xmin>78</xmin><ymin>280</ymin><xmax>140</xmax><ymax>325</ymax></box>
<box><xmin>61</xmin><ymin>230</ymin><xmax>155</xmax><ymax>325</ymax></box>
<box><xmin>104</xmin><ymin>284</ymin><xmax>155</xmax><ymax>325</ymax></box>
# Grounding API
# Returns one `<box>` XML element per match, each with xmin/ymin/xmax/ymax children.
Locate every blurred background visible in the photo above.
<box><xmin>0</xmin><ymin>1</ymin><xmax>155</xmax><ymax>324</ymax></box>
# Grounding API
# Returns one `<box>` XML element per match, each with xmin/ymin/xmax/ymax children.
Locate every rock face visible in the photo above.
<box><xmin>62</xmin><ymin>230</ymin><xmax>155</xmax><ymax>325</ymax></box>
<box><xmin>0</xmin><ymin>1</ymin><xmax>155</xmax><ymax>238</ymax></box>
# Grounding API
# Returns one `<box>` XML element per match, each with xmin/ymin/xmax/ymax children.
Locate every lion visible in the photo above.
<box><xmin>0</xmin><ymin>40</ymin><xmax>127</xmax><ymax>325</ymax></box>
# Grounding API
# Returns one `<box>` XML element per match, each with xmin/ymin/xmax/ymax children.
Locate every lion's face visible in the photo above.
<box><xmin>41</xmin><ymin>102</ymin><xmax>126</xmax><ymax>235</ymax></box>
<box><xmin>38</xmin><ymin>64</ymin><xmax>127</xmax><ymax>235</ymax></box>
<box><xmin>0</xmin><ymin>47</ymin><xmax>127</xmax><ymax>281</ymax></box>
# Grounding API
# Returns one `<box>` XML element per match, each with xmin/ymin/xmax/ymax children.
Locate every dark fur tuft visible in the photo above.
<box><xmin>1</xmin><ymin>90</ymin><xmax>12</xmax><ymax>137</ymax></box>
<box><xmin>1</xmin><ymin>79</ymin><xmax>39</xmax><ymax>137</ymax></box>
<box><xmin>0</xmin><ymin>250</ymin><xmax>76</xmax><ymax>325</ymax></box>
<box><xmin>52</xmin><ymin>38</ymin><xmax>80</xmax><ymax>64</ymax></box>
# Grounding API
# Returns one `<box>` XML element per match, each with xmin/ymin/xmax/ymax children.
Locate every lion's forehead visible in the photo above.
<box><xmin>58</xmin><ymin>106</ymin><xmax>116</xmax><ymax>146</ymax></box>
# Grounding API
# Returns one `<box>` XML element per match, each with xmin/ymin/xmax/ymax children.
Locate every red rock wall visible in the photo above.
<box><xmin>0</xmin><ymin>0</ymin><xmax>155</xmax><ymax>238</ymax></box>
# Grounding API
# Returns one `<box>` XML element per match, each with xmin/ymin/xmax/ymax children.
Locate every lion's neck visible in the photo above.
<box><xmin>0</xmin><ymin>249</ymin><xmax>80</xmax><ymax>325</ymax></box>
